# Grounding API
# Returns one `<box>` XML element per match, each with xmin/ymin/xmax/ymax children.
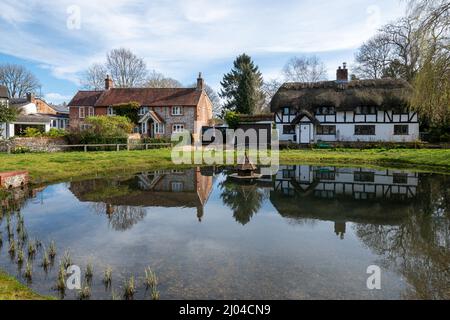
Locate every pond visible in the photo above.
<box><xmin>0</xmin><ymin>165</ymin><xmax>449</xmax><ymax>300</ymax></box>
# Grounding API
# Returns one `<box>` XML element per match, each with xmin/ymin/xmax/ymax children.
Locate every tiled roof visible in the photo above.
<box><xmin>68</xmin><ymin>91</ymin><xmax>103</xmax><ymax>107</ymax></box>
<box><xmin>68</xmin><ymin>88</ymin><xmax>203</xmax><ymax>107</ymax></box>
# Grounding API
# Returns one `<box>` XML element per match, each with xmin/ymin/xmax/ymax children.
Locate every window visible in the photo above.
<box><xmin>283</xmin><ymin>125</ymin><xmax>296</xmax><ymax>135</ymax></box>
<box><xmin>393</xmin><ymin>173</ymin><xmax>408</xmax><ymax>184</ymax></box>
<box><xmin>354</xmin><ymin>171</ymin><xmax>375</xmax><ymax>183</ymax></box>
<box><xmin>394</xmin><ymin>125</ymin><xmax>409</xmax><ymax>135</ymax></box>
<box><xmin>80</xmin><ymin>124</ymin><xmax>91</xmax><ymax>131</ymax></box>
<box><xmin>51</xmin><ymin>120</ymin><xmax>57</xmax><ymax>128</ymax></box>
<box><xmin>282</xmin><ymin>169</ymin><xmax>296</xmax><ymax>179</ymax></box>
<box><xmin>171</xmin><ymin>182</ymin><xmax>184</xmax><ymax>192</ymax></box>
<box><xmin>316</xmin><ymin>125</ymin><xmax>336</xmax><ymax>135</ymax></box>
<box><xmin>316</xmin><ymin>107</ymin><xmax>336</xmax><ymax>115</ymax></box>
<box><xmin>355</xmin><ymin>106</ymin><xmax>377</xmax><ymax>115</ymax></box>
<box><xmin>139</xmin><ymin>107</ymin><xmax>149</xmax><ymax>116</ymax></box>
<box><xmin>107</xmin><ymin>107</ymin><xmax>115</xmax><ymax>116</ymax></box>
<box><xmin>88</xmin><ymin>107</ymin><xmax>95</xmax><ymax>117</ymax></box>
<box><xmin>172</xmin><ymin>124</ymin><xmax>185</xmax><ymax>133</ymax></box>
<box><xmin>154</xmin><ymin>123</ymin><xmax>165</xmax><ymax>134</ymax></box>
<box><xmin>172</xmin><ymin>106</ymin><xmax>183</xmax><ymax>116</ymax></box>
<box><xmin>282</xmin><ymin>107</ymin><xmax>291</xmax><ymax>115</ymax></box>
<box><xmin>79</xmin><ymin>107</ymin><xmax>86</xmax><ymax>118</ymax></box>
<box><xmin>355</xmin><ymin>125</ymin><xmax>375</xmax><ymax>135</ymax></box>
<box><xmin>315</xmin><ymin>171</ymin><xmax>336</xmax><ymax>180</ymax></box>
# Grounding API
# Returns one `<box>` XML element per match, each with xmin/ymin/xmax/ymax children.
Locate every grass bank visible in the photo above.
<box><xmin>0</xmin><ymin>148</ymin><xmax>449</xmax><ymax>184</ymax></box>
<box><xmin>0</xmin><ymin>271</ymin><xmax>53</xmax><ymax>300</ymax></box>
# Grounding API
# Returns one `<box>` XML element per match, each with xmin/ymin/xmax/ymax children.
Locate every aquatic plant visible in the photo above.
<box><xmin>27</xmin><ymin>240</ymin><xmax>37</xmax><ymax>258</ymax></box>
<box><xmin>8</xmin><ymin>239</ymin><xmax>16</xmax><ymax>256</ymax></box>
<box><xmin>24</xmin><ymin>260</ymin><xmax>33</xmax><ymax>281</ymax></box>
<box><xmin>150</xmin><ymin>287</ymin><xmax>160</xmax><ymax>301</ymax></box>
<box><xmin>144</xmin><ymin>267</ymin><xmax>158</xmax><ymax>289</ymax></box>
<box><xmin>85</xmin><ymin>262</ymin><xmax>94</xmax><ymax>282</ymax></box>
<box><xmin>17</xmin><ymin>248</ymin><xmax>25</xmax><ymax>264</ymax></box>
<box><xmin>62</xmin><ymin>251</ymin><xmax>72</xmax><ymax>269</ymax></box>
<box><xmin>123</xmin><ymin>276</ymin><xmax>136</xmax><ymax>300</ymax></box>
<box><xmin>41</xmin><ymin>250</ymin><xmax>50</xmax><ymax>270</ymax></box>
<box><xmin>111</xmin><ymin>289</ymin><xmax>120</xmax><ymax>300</ymax></box>
<box><xmin>78</xmin><ymin>283</ymin><xmax>91</xmax><ymax>300</ymax></box>
<box><xmin>103</xmin><ymin>266</ymin><xmax>112</xmax><ymax>287</ymax></box>
<box><xmin>48</xmin><ymin>241</ymin><xmax>57</xmax><ymax>259</ymax></box>
<box><xmin>55</xmin><ymin>262</ymin><xmax>66</xmax><ymax>293</ymax></box>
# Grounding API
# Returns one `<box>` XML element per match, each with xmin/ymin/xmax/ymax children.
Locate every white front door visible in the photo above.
<box><xmin>300</xmin><ymin>124</ymin><xmax>311</xmax><ymax>144</ymax></box>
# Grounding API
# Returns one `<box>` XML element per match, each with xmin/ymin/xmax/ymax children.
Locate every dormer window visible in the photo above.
<box><xmin>355</xmin><ymin>106</ymin><xmax>376</xmax><ymax>115</ymax></box>
<box><xmin>282</xmin><ymin>107</ymin><xmax>291</xmax><ymax>115</ymax></box>
<box><xmin>172</xmin><ymin>106</ymin><xmax>183</xmax><ymax>116</ymax></box>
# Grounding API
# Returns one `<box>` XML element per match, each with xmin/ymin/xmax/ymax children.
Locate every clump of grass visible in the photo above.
<box><xmin>55</xmin><ymin>262</ymin><xmax>66</xmax><ymax>293</ymax></box>
<box><xmin>27</xmin><ymin>240</ymin><xmax>37</xmax><ymax>258</ymax></box>
<box><xmin>62</xmin><ymin>250</ymin><xmax>72</xmax><ymax>269</ymax></box>
<box><xmin>17</xmin><ymin>248</ymin><xmax>25</xmax><ymax>265</ymax></box>
<box><xmin>103</xmin><ymin>266</ymin><xmax>112</xmax><ymax>287</ymax></box>
<box><xmin>150</xmin><ymin>287</ymin><xmax>160</xmax><ymax>300</ymax></box>
<box><xmin>41</xmin><ymin>250</ymin><xmax>51</xmax><ymax>271</ymax></box>
<box><xmin>85</xmin><ymin>262</ymin><xmax>93</xmax><ymax>282</ymax></box>
<box><xmin>123</xmin><ymin>276</ymin><xmax>136</xmax><ymax>300</ymax></box>
<box><xmin>144</xmin><ymin>267</ymin><xmax>158</xmax><ymax>289</ymax></box>
<box><xmin>111</xmin><ymin>289</ymin><xmax>120</xmax><ymax>300</ymax></box>
<box><xmin>48</xmin><ymin>241</ymin><xmax>57</xmax><ymax>260</ymax></box>
<box><xmin>78</xmin><ymin>283</ymin><xmax>91</xmax><ymax>300</ymax></box>
<box><xmin>8</xmin><ymin>239</ymin><xmax>16</xmax><ymax>257</ymax></box>
<box><xmin>24</xmin><ymin>260</ymin><xmax>33</xmax><ymax>281</ymax></box>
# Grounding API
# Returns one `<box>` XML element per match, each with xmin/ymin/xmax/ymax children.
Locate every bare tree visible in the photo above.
<box><xmin>145</xmin><ymin>70</ymin><xmax>182</xmax><ymax>88</ymax></box>
<box><xmin>204</xmin><ymin>84</ymin><xmax>223</xmax><ymax>117</ymax></box>
<box><xmin>106</xmin><ymin>48</ymin><xmax>148</xmax><ymax>88</ymax></box>
<box><xmin>262</xmin><ymin>79</ymin><xmax>282</xmax><ymax>112</ymax></box>
<box><xmin>0</xmin><ymin>64</ymin><xmax>41</xmax><ymax>98</ymax></box>
<box><xmin>81</xmin><ymin>63</ymin><xmax>107</xmax><ymax>90</ymax></box>
<box><xmin>354</xmin><ymin>34</ymin><xmax>393</xmax><ymax>79</ymax></box>
<box><xmin>283</xmin><ymin>56</ymin><xmax>328</xmax><ymax>82</ymax></box>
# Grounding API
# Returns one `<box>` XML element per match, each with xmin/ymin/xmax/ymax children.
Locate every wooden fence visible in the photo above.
<box><xmin>5</xmin><ymin>143</ymin><xmax>173</xmax><ymax>153</ymax></box>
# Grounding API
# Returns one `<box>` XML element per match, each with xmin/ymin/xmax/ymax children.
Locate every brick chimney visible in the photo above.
<box><xmin>26</xmin><ymin>93</ymin><xmax>35</xmax><ymax>103</ymax></box>
<box><xmin>197</xmin><ymin>72</ymin><xmax>205</xmax><ymax>91</ymax></box>
<box><xmin>336</xmin><ymin>63</ymin><xmax>348</xmax><ymax>83</ymax></box>
<box><xmin>105</xmin><ymin>75</ymin><xmax>114</xmax><ymax>90</ymax></box>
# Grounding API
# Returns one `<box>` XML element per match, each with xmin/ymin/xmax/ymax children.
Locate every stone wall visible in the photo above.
<box><xmin>0</xmin><ymin>137</ymin><xmax>67</xmax><ymax>153</ymax></box>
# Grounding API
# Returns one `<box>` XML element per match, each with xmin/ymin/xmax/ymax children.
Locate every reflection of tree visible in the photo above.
<box><xmin>91</xmin><ymin>203</ymin><xmax>147</xmax><ymax>231</ymax></box>
<box><xmin>220</xmin><ymin>179</ymin><xmax>266</xmax><ymax>225</ymax></box>
<box><xmin>355</xmin><ymin>175</ymin><xmax>450</xmax><ymax>299</ymax></box>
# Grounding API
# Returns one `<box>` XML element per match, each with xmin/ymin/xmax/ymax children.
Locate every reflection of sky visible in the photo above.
<box><xmin>0</xmin><ymin>174</ymin><xmax>410</xmax><ymax>300</ymax></box>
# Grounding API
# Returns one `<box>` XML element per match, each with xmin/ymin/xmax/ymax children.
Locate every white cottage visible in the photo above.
<box><xmin>271</xmin><ymin>64</ymin><xmax>420</xmax><ymax>144</ymax></box>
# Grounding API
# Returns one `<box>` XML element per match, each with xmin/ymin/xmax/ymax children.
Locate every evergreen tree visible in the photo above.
<box><xmin>220</xmin><ymin>54</ymin><xmax>264</xmax><ymax>115</ymax></box>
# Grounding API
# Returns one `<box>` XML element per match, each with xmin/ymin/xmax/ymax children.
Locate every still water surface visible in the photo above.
<box><xmin>0</xmin><ymin>165</ymin><xmax>449</xmax><ymax>300</ymax></box>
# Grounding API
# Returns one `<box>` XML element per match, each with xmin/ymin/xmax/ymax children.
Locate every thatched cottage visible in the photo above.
<box><xmin>271</xmin><ymin>64</ymin><xmax>419</xmax><ymax>144</ymax></box>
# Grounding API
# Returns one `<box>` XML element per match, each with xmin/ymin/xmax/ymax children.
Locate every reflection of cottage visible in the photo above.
<box><xmin>271</xmin><ymin>165</ymin><xmax>420</xmax><ymax>226</ymax></box>
<box><xmin>69</xmin><ymin>168</ymin><xmax>213</xmax><ymax>223</ymax></box>
<box><xmin>272</xmin><ymin>64</ymin><xmax>419</xmax><ymax>144</ymax></box>
<box><xmin>1</xmin><ymin>91</ymin><xmax>69</xmax><ymax>138</ymax></box>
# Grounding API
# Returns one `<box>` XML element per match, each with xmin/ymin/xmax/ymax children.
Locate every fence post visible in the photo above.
<box><xmin>127</xmin><ymin>144</ymin><xmax>130</xmax><ymax>151</ymax></box>
<box><xmin>84</xmin><ymin>145</ymin><xmax>88</xmax><ymax>152</ymax></box>
<box><xmin>146</xmin><ymin>144</ymin><xmax>149</xmax><ymax>150</ymax></box>
<box><xmin>7</xmin><ymin>145</ymin><xmax>11</xmax><ymax>154</ymax></box>
<box><xmin>117</xmin><ymin>144</ymin><xmax>120</xmax><ymax>152</ymax></box>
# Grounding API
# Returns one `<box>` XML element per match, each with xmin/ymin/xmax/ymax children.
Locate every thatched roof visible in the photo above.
<box><xmin>270</xmin><ymin>79</ymin><xmax>413</xmax><ymax>113</ymax></box>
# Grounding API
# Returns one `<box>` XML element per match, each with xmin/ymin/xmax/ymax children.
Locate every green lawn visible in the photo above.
<box><xmin>0</xmin><ymin>148</ymin><xmax>449</xmax><ymax>184</ymax></box>
<box><xmin>0</xmin><ymin>271</ymin><xmax>54</xmax><ymax>300</ymax></box>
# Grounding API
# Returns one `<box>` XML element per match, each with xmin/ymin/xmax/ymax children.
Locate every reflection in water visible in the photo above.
<box><xmin>0</xmin><ymin>166</ymin><xmax>449</xmax><ymax>299</ymax></box>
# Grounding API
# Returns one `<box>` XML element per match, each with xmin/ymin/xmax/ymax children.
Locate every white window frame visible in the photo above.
<box><xmin>107</xmin><ymin>106</ymin><xmax>115</xmax><ymax>116</ymax></box>
<box><xmin>172</xmin><ymin>106</ymin><xmax>183</xmax><ymax>116</ymax></box>
<box><xmin>139</xmin><ymin>107</ymin><xmax>149</xmax><ymax>116</ymax></box>
<box><xmin>171</xmin><ymin>182</ymin><xmax>184</xmax><ymax>192</ymax></box>
<box><xmin>51</xmin><ymin>119</ymin><xmax>57</xmax><ymax>128</ymax></box>
<box><xmin>79</xmin><ymin>107</ymin><xmax>86</xmax><ymax>119</ymax></box>
<box><xmin>154</xmin><ymin>123</ymin><xmax>165</xmax><ymax>134</ymax></box>
<box><xmin>88</xmin><ymin>107</ymin><xmax>95</xmax><ymax>117</ymax></box>
<box><xmin>172</xmin><ymin>124</ymin><xmax>185</xmax><ymax>133</ymax></box>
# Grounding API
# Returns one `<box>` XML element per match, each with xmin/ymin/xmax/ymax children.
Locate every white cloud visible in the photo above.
<box><xmin>44</xmin><ymin>92</ymin><xmax>72</xmax><ymax>104</ymax></box>
<box><xmin>0</xmin><ymin>0</ymin><xmax>407</xmax><ymax>87</ymax></box>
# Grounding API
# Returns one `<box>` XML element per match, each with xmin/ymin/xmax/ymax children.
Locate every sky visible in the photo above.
<box><xmin>0</xmin><ymin>0</ymin><xmax>407</xmax><ymax>104</ymax></box>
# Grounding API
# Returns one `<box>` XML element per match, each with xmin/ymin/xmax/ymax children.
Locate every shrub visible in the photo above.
<box><xmin>224</xmin><ymin>111</ymin><xmax>240</xmax><ymax>129</ymax></box>
<box><xmin>23</xmin><ymin>127</ymin><xmax>43</xmax><ymax>137</ymax></box>
<box><xmin>112</xmin><ymin>102</ymin><xmax>141</xmax><ymax>124</ymax></box>
<box><xmin>46</xmin><ymin>128</ymin><xmax>67</xmax><ymax>138</ymax></box>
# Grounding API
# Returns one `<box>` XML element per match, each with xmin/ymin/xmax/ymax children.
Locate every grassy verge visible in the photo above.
<box><xmin>0</xmin><ymin>270</ymin><xmax>54</xmax><ymax>300</ymax></box>
<box><xmin>0</xmin><ymin>148</ymin><xmax>448</xmax><ymax>185</ymax></box>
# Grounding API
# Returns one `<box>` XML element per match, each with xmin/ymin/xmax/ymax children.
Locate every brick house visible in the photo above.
<box><xmin>68</xmin><ymin>74</ymin><xmax>213</xmax><ymax>142</ymax></box>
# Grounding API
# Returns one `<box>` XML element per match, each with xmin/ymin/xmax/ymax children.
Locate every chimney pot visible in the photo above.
<box><xmin>26</xmin><ymin>93</ymin><xmax>35</xmax><ymax>103</ymax></box>
<box><xmin>105</xmin><ymin>75</ymin><xmax>114</xmax><ymax>90</ymax></box>
<box><xmin>197</xmin><ymin>72</ymin><xmax>205</xmax><ymax>91</ymax></box>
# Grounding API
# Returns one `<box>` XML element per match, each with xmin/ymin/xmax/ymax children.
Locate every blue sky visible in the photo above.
<box><xmin>0</xmin><ymin>0</ymin><xmax>407</xmax><ymax>104</ymax></box>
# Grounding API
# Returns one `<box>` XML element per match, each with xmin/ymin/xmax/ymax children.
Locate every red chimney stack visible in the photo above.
<box><xmin>105</xmin><ymin>75</ymin><xmax>114</xmax><ymax>90</ymax></box>
<box><xmin>336</xmin><ymin>63</ymin><xmax>348</xmax><ymax>83</ymax></box>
